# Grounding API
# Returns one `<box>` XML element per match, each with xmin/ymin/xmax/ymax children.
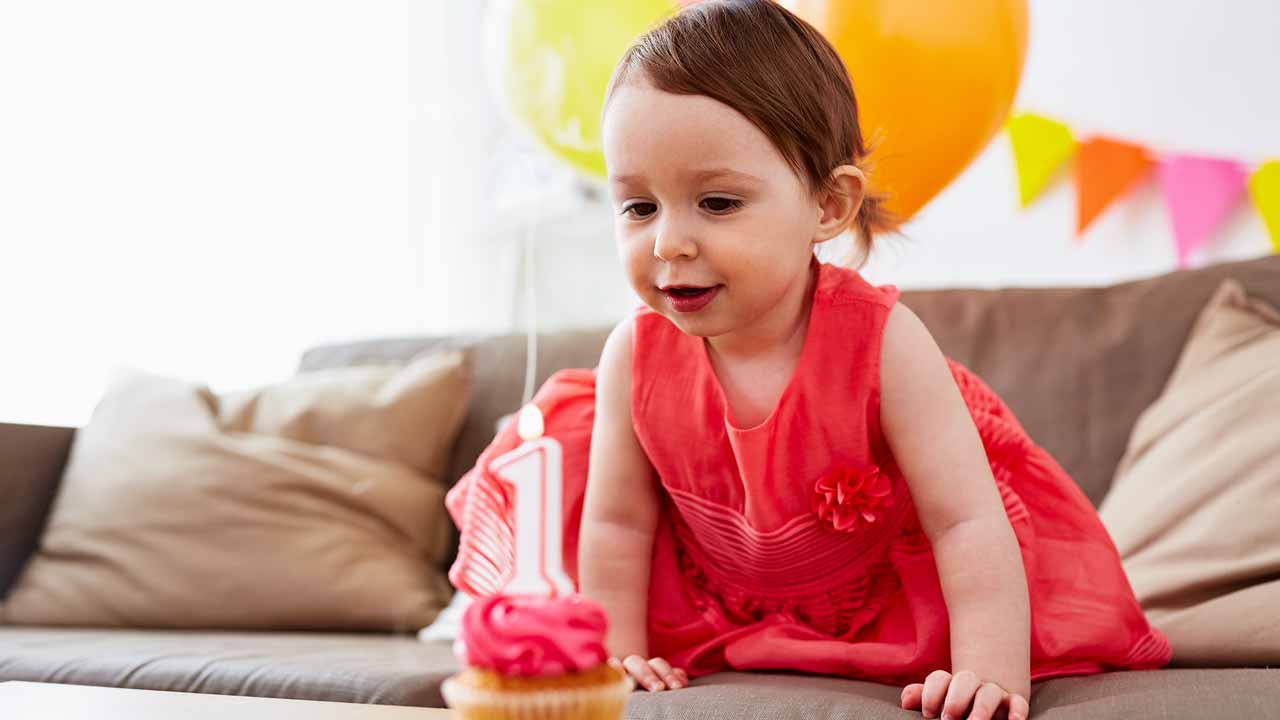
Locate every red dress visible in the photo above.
<box><xmin>447</xmin><ymin>260</ymin><xmax>1171</xmax><ymax>686</ymax></box>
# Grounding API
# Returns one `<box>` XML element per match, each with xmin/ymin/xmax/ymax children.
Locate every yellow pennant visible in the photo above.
<box><xmin>1008</xmin><ymin>113</ymin><xmax>1076</xmax><ymax>207</ymax></box>
<box><xmin>1248</xmin><ymin>161</ymin><xmax>1280</xmax><ymax>254</ymax></box>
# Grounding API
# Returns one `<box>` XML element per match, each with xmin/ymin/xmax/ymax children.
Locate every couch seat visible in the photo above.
<box><xmin>2</xmin><ymin>627</ymin><xmax>1276</xmax><ymax>718</ymax></box>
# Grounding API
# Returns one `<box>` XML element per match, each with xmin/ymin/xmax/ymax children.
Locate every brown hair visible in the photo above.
<box><xmin>605</xmin><ymin>0</ymin><xmax>899</xmax><ymax>267</ymax></box>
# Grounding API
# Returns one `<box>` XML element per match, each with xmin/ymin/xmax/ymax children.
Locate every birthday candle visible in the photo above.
<box><xmin>488</xmin><ymin>403</ymin><xmax>575</xmax><ymax>597</ymax></box>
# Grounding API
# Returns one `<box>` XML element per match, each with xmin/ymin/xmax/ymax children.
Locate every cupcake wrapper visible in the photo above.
<box><xmin>442</xmin><ymin>675</ymin><xmax>635</xmax><ymax>720</ymax></box>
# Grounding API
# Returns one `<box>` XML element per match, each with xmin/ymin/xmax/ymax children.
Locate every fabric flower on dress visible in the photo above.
<box><xmin>812</xmin><ymin>465</ymin><xmax>893</xmax><ymax>532</ymax></box>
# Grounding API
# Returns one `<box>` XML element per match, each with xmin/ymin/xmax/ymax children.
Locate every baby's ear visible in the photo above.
<box><xmin>813</xmin><ymin>165</ymin><xmax>866</xmax><ymax>243</ymax></box>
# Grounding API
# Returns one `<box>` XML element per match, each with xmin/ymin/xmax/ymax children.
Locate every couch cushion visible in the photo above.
<box><xmin>1019</xmin><ymin>668</ymin><xmax>1279</xmax><ymax>720</ymax></box>
<box><xmin>1</xmin><ymin>356</ymin><xmax>466</xmax><ymax>632</ymax></box>
<box><xmin>300</xmin><ymin>255</ymin><xmax>1280</xmax><ymax>508</ymax></box>
<box><xmin>1099</xmin><ymin>280</ymin><xmax>1280</xmax><ymax>666</ymax></box>
<box><xmin>4</xmin><ymin>629</ymin><xmax>1276</xmax><ymax>717</ymax></box>
<box><xmin>622</xmin><ymin>669</ymin><xmax>1280</xmax><ymax>720</ymax></box>
<box><xmin>0</xmin><ymin>628</ymin><xmax>460</xmax><ymax>708</ymax></box>
<box><xmin>219</xmin><ymin>350</ymin><xmax>471</xmax><ymax>481</ymax></box>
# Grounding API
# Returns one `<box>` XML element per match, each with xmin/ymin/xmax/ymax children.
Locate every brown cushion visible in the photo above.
<box><xmin>0</xmin><ymin>423</ymin><xmax>73</xmax><ymax>599</ymax></box>
<box><xmin>1099</xmin><ymin>280</ymin><xmax>1280</xmax><ymax>666</ymax></box>
<box><xmin>0</xmin><ymin>351</ymin><xmax>470</xmax><ymax>631</ymax></box>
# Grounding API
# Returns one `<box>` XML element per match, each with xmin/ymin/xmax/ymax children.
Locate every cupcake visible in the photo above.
<box><xmin>442</xmin><ymin>593</ymin><xmax>634</xmax><ymax>719</ymax></box>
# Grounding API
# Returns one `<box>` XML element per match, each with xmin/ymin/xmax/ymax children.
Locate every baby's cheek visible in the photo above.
<box><xmin>623</xmin><ymin>255</ymin><xmax>655</xmax><ymax>294</ymax></box>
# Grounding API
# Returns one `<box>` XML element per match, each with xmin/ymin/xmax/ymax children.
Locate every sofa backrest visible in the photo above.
<box><xmin>0</xmin><ymin>422</ymin><xmax>75</xmax><ymax>599</ymax></box>
<box><xmin>299</xmin><ymin>254</ymin><xmax>1280</xmax><ymax>510</ymax></box>
<box><xmin>899</xmin><ymin>254</ymin><xmax>1280</xmax><ymax>505</ymax></box>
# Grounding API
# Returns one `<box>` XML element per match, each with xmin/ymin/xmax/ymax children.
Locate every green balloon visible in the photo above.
<box><xmin>489</xmin><ymin>0</ymin><xmax>680</xmax><ymax>180</ymax></box>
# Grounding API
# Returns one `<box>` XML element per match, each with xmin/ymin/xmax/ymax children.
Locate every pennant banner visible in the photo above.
<box><xmin>1008</xmin><ymin>113</ymin><xmax>1076</xmax><ymax>207</ymax></box>
<box><xmin>1158</xmin><ymin>157</ymin><xmax>1248</xmax><ymax>268</ymax></box>
<box><xmin>1250</xmin><ymin>161</ymin><xmax>1280</xmax><ymax>255</ymax></box>
<box><xmin>1007</xmin><ymin>112</ymin><xmax>1278</xmax><ymax>266</ymax></box>
<box><xmin>1075</xmin><ymin>137</ymin><xmax>1154</xmax><ymax>236</ymax></box>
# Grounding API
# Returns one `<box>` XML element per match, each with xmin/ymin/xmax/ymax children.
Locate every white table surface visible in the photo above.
<box><xmin>0</xmin><ymin>681</ymin><xmax>451</xmax><ymax>718</ymax></box>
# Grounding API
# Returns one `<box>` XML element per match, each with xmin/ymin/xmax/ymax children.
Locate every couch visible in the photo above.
<box><xmin>3</xmin><ymin>254</ymin><xmax>1278</xmax><ymax>719</ymax></box>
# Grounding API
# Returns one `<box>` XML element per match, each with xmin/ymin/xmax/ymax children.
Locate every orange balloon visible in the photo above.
<box><xmin>783</xmin><ymin>0</ymin><xmax>1028</xmax><ymax>219</ymax></box>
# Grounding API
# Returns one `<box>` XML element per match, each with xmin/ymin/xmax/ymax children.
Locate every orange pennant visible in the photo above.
<box><xmin>1075</xmin><ymin>136</ymin><xmax>1155</xmax><ymax>236</ymax></box>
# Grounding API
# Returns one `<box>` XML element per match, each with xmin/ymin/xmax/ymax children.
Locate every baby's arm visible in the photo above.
<box><xmin>879</xmin><ymin>304</ymin><xmax>1031</xmax><ymax>720</ymax></box>
<box><xmin>579</xmin><ymin>318</ymin><xmax>686</xmax><ymax>691</ymax></box>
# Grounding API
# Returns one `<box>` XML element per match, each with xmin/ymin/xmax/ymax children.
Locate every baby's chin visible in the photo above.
<box><xmin>652</xmin><ymin>305</ymin><xmax>727</xmax><ymax>339</ymax></box>
<box><xmin>636</xmin><ymin>287</ymin><xmax>735</xmax><ymax>338</ymax></box>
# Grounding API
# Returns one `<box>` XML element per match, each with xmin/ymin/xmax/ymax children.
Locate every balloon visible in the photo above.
<box><xmin>486</xmin><ymin>0</ymin><xmax>681</xmax><ymax>181</ymax></box>
<box><xmin>488</xmin><ymin>0</ymin><xmax>1027</xmax><ymax>219</ymax></box>
<box><xmin>783</xmin><ymin>0</ymin><xmax>1028</xmax><ymax>219</ymax></box>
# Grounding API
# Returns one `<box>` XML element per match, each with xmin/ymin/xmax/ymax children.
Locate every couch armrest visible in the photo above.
<box><xmin>0</xmin><ymin>422</ymin><xmax>75</xmax><ymax>598</ymax></box>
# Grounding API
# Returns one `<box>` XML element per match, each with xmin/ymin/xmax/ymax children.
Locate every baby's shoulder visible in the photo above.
<box><xmin>600</xmin><ymin>313</ymin><xmax>637</xmax><ymax>369</ymax></box>
<box><xmin>595</xmin><ymin>315</ymin><xmax>637</xmax><ymax>403</ymax></box>
<box><xmin>819</xmin><ymin>263</ymin><xmax>900</xmax><ymax>310</ymax></box>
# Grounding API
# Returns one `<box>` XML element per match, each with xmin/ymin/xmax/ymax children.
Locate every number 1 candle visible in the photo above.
<box><xmin>488</xmin><ymin>403</ymin><xmax>575</xmax><ymax>597</ymax></box>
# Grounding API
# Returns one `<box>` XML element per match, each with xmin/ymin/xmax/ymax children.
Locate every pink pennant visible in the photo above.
<box><xmin>1157</xmin><ymin>155</ymin><xmax>1248</xmax><ymax>268</ymax></box>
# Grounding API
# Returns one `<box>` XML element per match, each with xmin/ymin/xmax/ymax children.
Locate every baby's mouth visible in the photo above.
<box><xmin>658</xmin><ymin>284</ymin><xmax>722</xmax><ymax>312</ymax></box>
<box><xmin>664</xmin><ymin>286</ymin><xmax>713</xmax><ymax>297</ymax></box>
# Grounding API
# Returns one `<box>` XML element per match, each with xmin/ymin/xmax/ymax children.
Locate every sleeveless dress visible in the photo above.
<box><xmin>447</xmin><ymin>260</ymin><xmax>1171</xmax><ymax>686</ymax></box>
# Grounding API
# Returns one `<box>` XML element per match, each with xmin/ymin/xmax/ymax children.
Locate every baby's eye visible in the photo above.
<box><xmin>700</xmin><ymin>197</ymin><xmax>743</xmax><ymax>214</ymax></box>
<box><xmin>621</xmin><ymin>202</ymin><xmax>657</xmax><ymax>219</ymax></box>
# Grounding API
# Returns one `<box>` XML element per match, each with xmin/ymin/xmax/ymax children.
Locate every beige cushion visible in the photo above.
<box><xmin>217</xmin><ymin>351</ymin><xmax>470</xmax><ymax>480</ymax></box>
<box><xmin>0</xmin><ymin>351</ymin><xmax>470</xmax><ymax>632</ymax></box>
<box><xmin>1099</xmin><ymin>280</ymin><xmax>1280</xmax><ymax>666</ymax></box>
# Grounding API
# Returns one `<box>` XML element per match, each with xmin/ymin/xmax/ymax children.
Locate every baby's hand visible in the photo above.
<box><xmin>900</xmin><ymin>670</ymin><xmax>1030</xmax><ymax>720</ymax></box>
<box><xmin>608</xmin><ymin>655</ymin><xmax>688</xmax><ymax>692</ymax></box>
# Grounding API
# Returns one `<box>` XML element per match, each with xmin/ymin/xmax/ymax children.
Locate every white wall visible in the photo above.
<box><xmin>0</xmin><ymin>1</ymin><xmax>488</xmax><ymax>427</ymax></box>
<box><xmin>3</xmin><ymin>1</ymin><xmax>1275</xmax><ymax>427</ymax></box>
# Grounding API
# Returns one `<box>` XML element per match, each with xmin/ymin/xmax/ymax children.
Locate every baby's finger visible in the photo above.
<box><xmin>921</xmin><ymin>670</ymin><xmax>952</xmax><ymax>719</ymax></box>
<box><xmin>673</xmin><ymin>668</ymin><xmax>689</xmax><ymax>686</ymax></box>
<box><xmin>967</xmin><ymin>682</ymin><xmax>1006</xmax><ymax>720</ymax></box>
<box><xmin>901</xmin><ymin>683</ymin><xmax>924</xmax><ymax>710</ymax></box>
<box><xmin>941</xmin><ymin>670</ymin><xmax>980</xmax><ymax>720</ymax></box>
<box><xmin>648</xmin><ymin>657</ymin><xmax>683</xmax><ymax>690</ymax></box>
<box><xmin>1007</xmin><ymin>692</ymin><xmax>1031</xmax><ymax>720</ymax></box>
<box><xmin>622</xmin><ymin>655</ymin><xmax>664</xmax><ymax>692</ymax></box>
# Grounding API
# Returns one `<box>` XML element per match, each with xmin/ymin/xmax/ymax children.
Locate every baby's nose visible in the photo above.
<box><xmin>652</xmin><ymin>228</ymin><xmax>697</xmax><ymax>261</ymax></box>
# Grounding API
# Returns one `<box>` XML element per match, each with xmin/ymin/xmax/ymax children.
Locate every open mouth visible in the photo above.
<box><xmin>659</xmin><ymin>284</ymin><xmax>721</xmax><ymax>313</ymax></box>
<box><xmin>665</xmin><ymin>286</ymin><xmax>711</xmax><ymax>297</ymax></box>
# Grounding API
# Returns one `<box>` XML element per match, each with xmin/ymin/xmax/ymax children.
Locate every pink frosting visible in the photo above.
<box><xmin>454</xmin><ymin>594</ymin><xmax>610</xmax><ymax>677</ymax></box>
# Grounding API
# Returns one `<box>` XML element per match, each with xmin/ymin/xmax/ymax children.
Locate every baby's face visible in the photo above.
<box><xmin>602</xmin><ymin>79</ymin><xmax>822</xmax><ymax>340</ymax></box>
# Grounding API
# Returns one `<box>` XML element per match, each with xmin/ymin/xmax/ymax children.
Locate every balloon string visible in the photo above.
<box><xmin>520</xmin><ymin>166</ymin><xmax>542</xmax><ymax>409</ymax></box>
